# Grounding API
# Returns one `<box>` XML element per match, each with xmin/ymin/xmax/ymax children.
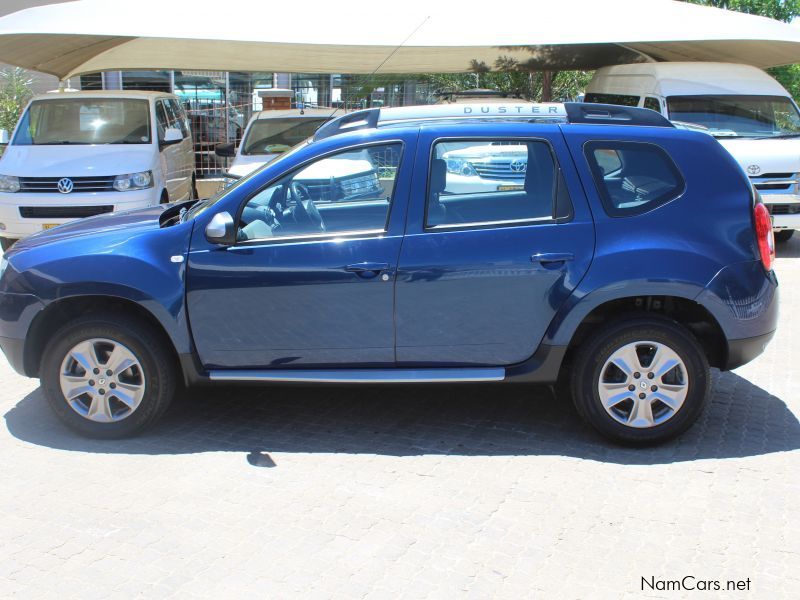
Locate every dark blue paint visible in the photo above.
<box><xmin>0</xmin><ymin>115</ymin><xmax>778</xmax><ymax>382</ymax></box>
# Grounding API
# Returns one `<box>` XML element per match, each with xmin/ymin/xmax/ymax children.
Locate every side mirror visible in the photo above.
<box><xmin>161</xmin><ymin>127</ymin><xmax>183</xmax><ymax>146</ymax></box>
<box><xmin>0</xmin><ymin>129</ymin><xmax>9</xmax><ymax>145</ymax></box>
<box><xmin>205</xmin><ymin>211</ymin><xmax>235</xmax><ymax>245</ymax></box>
<box><xmin>215</xmin><ymin>142</ymin><xmax>236</xmax><ymax>158</ymax></box>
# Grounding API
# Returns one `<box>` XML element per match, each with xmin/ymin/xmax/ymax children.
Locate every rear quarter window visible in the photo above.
<box><xmin>584</xmin><ymin>141</ymin><xmax>685</xmax><ymax>217</ymax></box>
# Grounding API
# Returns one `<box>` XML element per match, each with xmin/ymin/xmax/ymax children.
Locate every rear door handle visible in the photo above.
<box><xmin>531</xmin><ymin>252</ymin><xmax>574</xmax><ymax>266</ymax></box>
<box><xmin>345</xmin><ymin>262</ymin><xmax>390</xmax><ymax>278</ymax></box>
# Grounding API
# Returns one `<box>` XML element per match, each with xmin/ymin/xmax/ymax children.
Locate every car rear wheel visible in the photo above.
<box><xmin>40</xmin><ymin>314</ymin><xmax>176</xmax><ymax>438</ymax></box>
<box><xmin>775</xmin><ymin>229</ymin><xmax>794</xmax><ymax>243</ymax></box>
<box><xmin>570</xmin><ymin>317</ymin><xmax>710</xmax><ymax>445</ymax></box>
<box><xmin>1</xmin><ymin>237</ymin><xmax>15</xmax><ymax>252</ymax></box>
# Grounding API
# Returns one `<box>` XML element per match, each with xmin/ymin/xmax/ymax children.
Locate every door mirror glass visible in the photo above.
<box><xmin>163</xmin><ymin>127</ymin><xmax>183</xmax><ymax>144</ymax></box>
<box><xmin>0</xmin><ymin>129</ymin><xmax>9</xmax><ymax>145</ymax></box>
<box><xmin>205</xmin><ymin>211</ymin><xmax>235</xmax><ymax>245</ymax></box>
<box><xmin>215</xmin><ymin>142</ymin><xmax>236</xmax><ymax>158</ymax></box>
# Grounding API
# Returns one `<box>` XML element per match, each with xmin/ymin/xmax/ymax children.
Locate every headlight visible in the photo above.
<box><xmin>113</xmin><ymin>170</ymin><xmax>153</xmax><ymax>192</ymax></box>
<box><xmin>446</xmin><ymin>159</ymin><xmax>477</xmax><ymax>177</ymax></box>
<box><xmin>0</xmin><ymin>174</ymin><xmax>20</xmax><ymax>193</ymax></box>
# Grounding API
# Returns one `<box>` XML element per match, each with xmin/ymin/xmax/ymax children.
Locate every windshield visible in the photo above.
<box><xmin>666</xmin><ymin>95</ymin><xmax>800</xmax><ymax>138</ymax></box>
<box><xmin>242</xmin><ymin>117</ymin><xmax>329</xmax><ymax>155</ymax></box>
<box><xmin>184</xmin><ymin>139</ymin><xmax>311</xmax><ymax>221</ymax></box>
<box><xmin>13</xmin><ymin>98</ymin><xmax>152</xmax><ymax>145</ymax></box>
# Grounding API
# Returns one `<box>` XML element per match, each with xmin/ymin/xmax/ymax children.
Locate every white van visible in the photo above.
<box><xmin>586</xmin><ymin>62</ymin><xmax>800</xmax><ymax>242</ymax></box>
<box><xmin>0</xmin><ymin>91</ymin><xmax>195</xmax><ymax>250</ymax></box>
<box><xmin>217</xmin><ymin>108</ymin><xmax>336</xmax><ymax>178</ymax></box>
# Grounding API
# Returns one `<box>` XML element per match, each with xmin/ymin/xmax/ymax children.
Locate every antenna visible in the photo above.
<box><xmin>328</xmin><ymin>15</ymin><xmax>430</xmax><ymax>119</ymax></box>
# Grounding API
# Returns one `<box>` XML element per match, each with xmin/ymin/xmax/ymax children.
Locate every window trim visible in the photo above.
<box><xmin>233</xmin><ymin>139</ymin><xmax>405</xmax><ymax>245</ymax></box>
<box><xmin>583</xmin><ymin>140</ymin><xmax>686</xmax><ymax>218</ymax></box>
<box><xmin>424</xmin><ymin>136</ymin><xmax>564</xmax><ymax>232</ymax></box>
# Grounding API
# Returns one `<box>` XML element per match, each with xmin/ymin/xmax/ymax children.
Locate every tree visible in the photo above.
<box><xmin>0</xmin><ymin>67</ymin><xmax>33</xmax><ymax>133</ymax></box>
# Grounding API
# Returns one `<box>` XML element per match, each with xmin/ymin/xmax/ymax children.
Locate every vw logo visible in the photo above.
<box><xmin>57</xmin><ymin>178</ymin><xmax>74</xmax><ymax>194</ymax></box>
<box><xmin>747</xmin><ymin>164</ymin><xmax>761</xmax><ymax>176</ymax></box>
<box><xmin>510</xmin><ymin>159</ymin><xmax>527</xmax><ymax>173</ymax></box>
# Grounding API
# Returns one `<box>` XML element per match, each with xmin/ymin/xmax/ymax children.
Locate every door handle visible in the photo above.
<box><xmin>345</xmin><ymin>262</ymin><xmax>390</xmax><ymax>278</ymax></box>
<box><xmin>531</xmin><ymin>252</ymin><xmax>574</xmax><ymax>267</ymax></box>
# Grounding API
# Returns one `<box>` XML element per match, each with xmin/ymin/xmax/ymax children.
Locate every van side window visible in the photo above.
<box><xmin>155</xmin><ymin>101</ymin><xmax>169</xmax><ymax>141</ymax></box>
<box><xmin>644</xmin><ymin>97</ymin><xmax>662</xmax><ymax>113</ymax></box>
<box><xmin>426</xmin><ymin>140</ymin><xmax>557</xmax><ymax>228</ymax></box>
<box><xmin>585</xmin><ymin>93</ymin><xmax>640</xmax><ymax>107</ymax></box>
<box><xmin>584</xmin><ymin>141</ymin><xmax>685</xmax><ymax>217</ymax></box>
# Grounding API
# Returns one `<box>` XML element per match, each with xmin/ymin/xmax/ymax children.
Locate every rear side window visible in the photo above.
<box><xmin>426</xmin><ymin>139</ymin><xmax>558</xmax><ymax>228</ymax></box>
<box><xmin>584</xmin><ymin>141</ymin><xmax>685</xmax><ymax>217</ymax></box>
<box><xmin>585</xmin><ymin>93</ymin><xmax>640</xmax><ymax>107</ymax></box>
<box><xmin>643</xmin><ymin>97</ymin><xmax>662</xmax><ymax>113</ymax></box>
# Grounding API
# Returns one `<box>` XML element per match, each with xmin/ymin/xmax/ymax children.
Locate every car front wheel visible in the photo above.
<box><xmin>570</xmin><ymin>317</ymin><xmax>710</xmax><ymax>445</ymax></box>
<box><xmin>41</xmin><ymin>314</ymin><xmax>176</xmax><ymax>438</ymax></box>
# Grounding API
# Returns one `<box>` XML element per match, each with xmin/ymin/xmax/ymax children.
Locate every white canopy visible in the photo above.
<box><xmin>1</xmin><ymin>0</ymin><xmax>800</xmax><ymax>79</ymax></box>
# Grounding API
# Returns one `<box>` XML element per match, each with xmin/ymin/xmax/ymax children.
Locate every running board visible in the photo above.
<box><xmin>208</xmin><ymin>367</ymin><xmax>506</xmax><ymax>384</ymax></box>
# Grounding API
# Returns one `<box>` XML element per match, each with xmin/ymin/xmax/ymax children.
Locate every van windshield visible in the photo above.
<box><xmin>13</xmin><ymin>98</ymin><xmax>152</xmax><ymax>145</ymax></box>
<box><xmin>241</xmin><ymin>117</ymin><xmax>329</xmax><ymax>155</ymax></box>
<box><xmin>666</xmin><ymin>95</ymin><xmax>800</xmax><ymax>138</ymax></box>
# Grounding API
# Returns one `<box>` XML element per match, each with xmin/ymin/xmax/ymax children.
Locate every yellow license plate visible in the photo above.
<box><xmin>497</xmin><ymin>184</ymin><xmax>523</xmax><ymax>191</ymax></box>
<box><xmin>42</xmin><ymin>223</ymin><xmax>59</xmax><ymax>230</ymax></box>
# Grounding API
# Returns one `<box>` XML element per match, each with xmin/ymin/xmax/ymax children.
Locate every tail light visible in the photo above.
<box><xmin>754</xmin><ymin>202</ymin><xmax>775</xmax><ymax>271</ymax></box>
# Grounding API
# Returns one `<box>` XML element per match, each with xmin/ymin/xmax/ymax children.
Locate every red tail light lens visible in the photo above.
<box><xmin>754</xmin><ymin>202</ymin><xmax>775</xmax><ymax>271</ymax></box>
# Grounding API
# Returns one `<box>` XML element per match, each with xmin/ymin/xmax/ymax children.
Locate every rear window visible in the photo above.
<box><xmin>584</xmin><ymin>141</ymin><xmax>685</xmax><ymax>217</ymax></box>
<box><xmin>585</xmin><ymin>93</ymin><xmax>640</xmax><ymax>107</ymax></box>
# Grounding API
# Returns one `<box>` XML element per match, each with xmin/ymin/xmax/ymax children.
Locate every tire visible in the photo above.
<box><xmin>569</xmin><ymin>317</ymin><xmax>710</xmax><ymax>445</ymax></box>
<box><xmin>0</xmin><ymin>237</ymin><xmax>15</xmax><ymax>252</ymax></box>
<box><xmin>40</xmin><ymin>313</ymin><xmax>176</xmax><ymax>438</ymax></box>
<box><xmin>775</xmin><ymin>229</ymin><xmax>794</xmax><ymax>243</ymax></box>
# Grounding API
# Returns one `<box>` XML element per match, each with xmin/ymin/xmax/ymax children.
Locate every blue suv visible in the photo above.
<box><xmin>0</xmin><ymin>103</ymin><xmax>778</xmax><ymax>444</ymax></box>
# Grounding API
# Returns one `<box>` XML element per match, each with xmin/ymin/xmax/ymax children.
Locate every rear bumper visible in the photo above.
<box><xmin>725</xmin><ymin>330</ymin><xmax>775</xmax><ymax>371</ymax></box>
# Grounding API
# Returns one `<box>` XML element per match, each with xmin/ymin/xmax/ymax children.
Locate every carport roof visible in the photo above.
<box><xmin>2</xmin><ymin>0</ymin><xmax>800</xmax><ymax>79</ymax></box>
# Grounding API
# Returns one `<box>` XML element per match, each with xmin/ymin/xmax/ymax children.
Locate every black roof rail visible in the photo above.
<box><xmin>564</xmin><ymin>103</ymin><xmax>674</xmax><ymax>128</ymax></box>
<box><xmin>314</xmin><ymin>108</ymin><xmax>380</xmax><ymax>141</ymax></box>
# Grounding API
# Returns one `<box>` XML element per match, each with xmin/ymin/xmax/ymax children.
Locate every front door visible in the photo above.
<box><xmin>186</xmin><ymin>141</ymin><xmax>409</xmax><ymax>369</ymax></box>
<box><xmin>395</xmin><ymin>126</ymin><xmax>595</xmax><ymax>366</ymax></box>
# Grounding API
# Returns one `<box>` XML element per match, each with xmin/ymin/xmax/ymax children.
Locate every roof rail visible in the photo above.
<box><xmin>563</xmin><ymin>103</ymin><xmax>673</xmax><ymax>127</ymax></box>
<box><xmin>314</xmin><ymin>102</ymin><xmax>673</xmax><ymax>141</ymax></box>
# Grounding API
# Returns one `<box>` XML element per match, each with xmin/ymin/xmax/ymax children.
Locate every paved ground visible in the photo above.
<box><xmin>1</xmin><ymin>242</ymin><xmax>799</xmax><ymax>599</ymax></box>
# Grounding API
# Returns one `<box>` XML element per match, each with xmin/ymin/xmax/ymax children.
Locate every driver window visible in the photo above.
<box><xmin>238</xmin><ymin>143</ymin><xmax>402</xmax><ymax>241</ymax></box>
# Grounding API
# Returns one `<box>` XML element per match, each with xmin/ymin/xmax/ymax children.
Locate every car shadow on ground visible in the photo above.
<box><xmin>4</xmin><ymin>370</ymin><xmax>799</xmax><ymax>466</ymax></box>
<box><xmin>777</xmin><ymin>235</ymin><xmax>800</xmax><ymax>258</ymax></box>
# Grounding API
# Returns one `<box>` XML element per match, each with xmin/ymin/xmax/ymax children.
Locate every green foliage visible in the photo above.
<box><xmin>0</xmin><ymin>67</ymin><xmax>33</xmax><ymax>133</ymax></box>
<box><xmin>682</xmin><ymin>0</ymin><xmax>800</xmax><ymax>22</ymax></box>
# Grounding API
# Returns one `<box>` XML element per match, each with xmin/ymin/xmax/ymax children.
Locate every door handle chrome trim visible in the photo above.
<box><xmin>531</xmin><ymin>252</ymin><xmax>574</xmax><ymax>264</ymax></box>
<box><xmin>345</xmin><ymin>262</ymin><xmax>390</xmax><ymax>273</ymax></box>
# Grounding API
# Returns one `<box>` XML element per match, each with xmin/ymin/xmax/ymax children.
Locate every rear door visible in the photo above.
<box><xmin>394</xmin><ymin>124</ymin><xmax>595</xmax><ymax>366</ymax></box>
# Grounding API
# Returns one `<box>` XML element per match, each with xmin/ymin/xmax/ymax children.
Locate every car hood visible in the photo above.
<box><xmin>228</xmin><ymin>154</ymin><xmax>278</xmax><ymax>178</ymax></box>
<box><xmin>717</xmin><ymin>138</ymin><xmax>800</xmax><ymax>175</ymax></box>
<box><xmin>11</xmin><ymin>204</ymin><xmax>168</xmax><ymax>253</ymax></box>
<box><xmin>0</xmin><ymin>144</ymin><xmax>154</xmax><ymax>177</ymax></box>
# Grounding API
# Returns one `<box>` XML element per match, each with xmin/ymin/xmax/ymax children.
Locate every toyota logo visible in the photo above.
<box><xmin>747</xmin><ymin>164</ymin><xmax>761</xmax><ymax>176</ymax></box>
<box><xmin>57</xmin><ymin>178</ymin><xmax>74</xmax><ymax>194</ymax></box>
<box><xmin>510</xmin><ymin>159</ymin><xmax>527</xmax><ymax>173</ymax></box>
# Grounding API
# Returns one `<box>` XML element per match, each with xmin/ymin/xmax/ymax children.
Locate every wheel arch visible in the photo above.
<box><xmin>23</xmin><ymin>295</ymin><xmax>180</xmax><ymax>378</ymax></box>
<box><xmin>552</xmin><ymin>290</ymin><xmax>728</xmax><ymax>371</ymax></box>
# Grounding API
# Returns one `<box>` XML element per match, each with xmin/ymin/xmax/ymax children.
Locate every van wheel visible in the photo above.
<box><xmin>570</xmin><ymin>317</ymin><xmax>709</xmax><ymax>445</ymax></box>
<box><xmin>160</xmin><ymin>190</ymin><xmax>169</xmax><ymax>204</ymax></box>
<box><xmin>40</xmin><ymin>313</ymin><xmax>176</xmax><ymax>438</ymax></box>
<box><xmin>775</xmin><ymin>230</ymin><xmax>794</xmax><ymax>243</ymax></box>
<box><xmin>0</xmin><ymin>237</ymin><xmax>14</xmax><ymax>252</ymax></box>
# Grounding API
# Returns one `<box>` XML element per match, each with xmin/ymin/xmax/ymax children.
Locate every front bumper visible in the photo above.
<box><xmin>762</xmin><ymin>194</ymin><xmax>800</xmax><ymax>230</ymax></box>
<box><xmin>0</xmin><ymin>291</ymin><xmax>45</xmax><ymax>376</ymax></box>
<box><xmin>0</xmin><ymin>189</ymin><xmax>158</xmax><ymax>240</ymax></box>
